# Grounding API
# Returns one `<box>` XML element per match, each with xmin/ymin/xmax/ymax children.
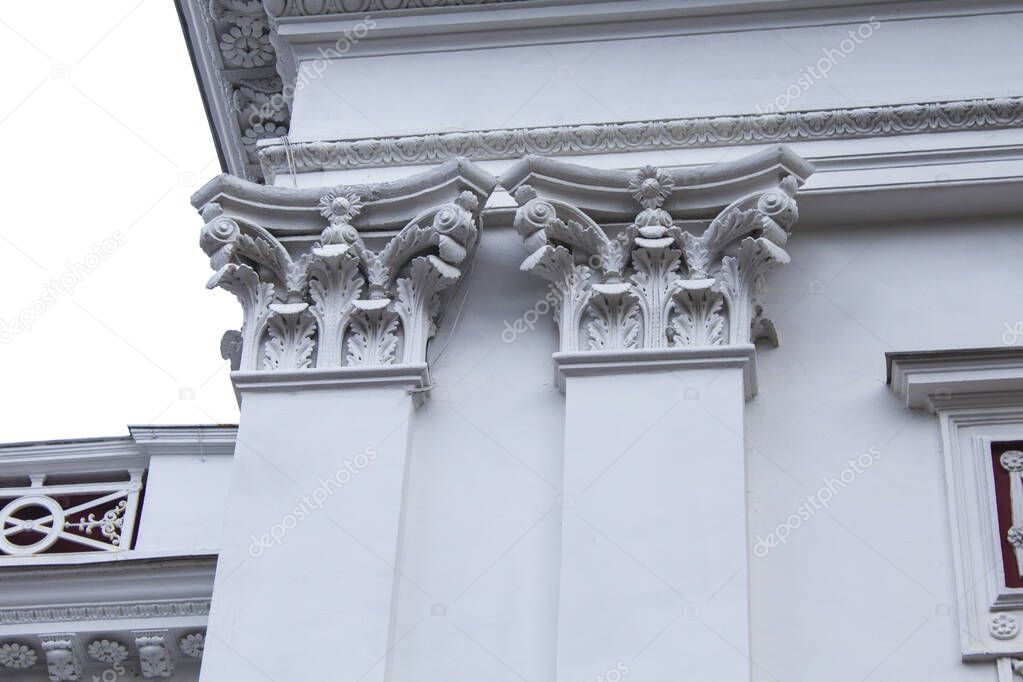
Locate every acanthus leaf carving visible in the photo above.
<box><xmin>264</xmin><ymin>303</ymin><xmax>316</xmax><ymax>370</ymax></box>
<box><xmin>197</xmin><ymin>170</ymin><xmax>491</xmax><ymax>373</ymax></box>
<box><xmin>507</xmin><ymin>152</ymin><xmax>806</xmax><ymax>358</ymax></box>
<box><xmin>346</xmin><ymin>301</ymin><xmax>400</xmax><ymax>367</ymax></box>
<box><xmin>206</xmin><ymin>263</ymin><xmax>275</xmax><ymax>372</ymax></box>
<box><xmin>586</xmin><ymin>287</ymin><xmax>641</xmax><ymax>351</ymax></box>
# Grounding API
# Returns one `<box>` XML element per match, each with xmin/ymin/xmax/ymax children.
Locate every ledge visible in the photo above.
<box><xmin>887</xmin><ymin>347</ymin><xmax>1023</xmax><ymax>411</ymax></box>
<box><xmin>232</xmin><ymin>364</ymin><xmax>431</xmax><ymax>395</ymax></box>
<box><xmin>553</xmin><ymin>345</ymin><xmax>757</xmax><ymax>399</ymax></box>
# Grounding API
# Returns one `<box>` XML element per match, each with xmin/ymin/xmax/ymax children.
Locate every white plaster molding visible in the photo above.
<box><xmin>232</xmin><ymin>363</ymin><xmax>429</xmax><ymax>394</ymax></box>
<box><xmin>0</xmin><ymin>600</ymin><xmax>211</xmax><ymax>627</ymax></box>
<box><xmin>176</xmin><ymin>0</ymin><xmax>288</xmax><ymax>182</ymax></box>
<box><xmin>0</xmin><ymin>426</ymin><xmax>237</xmax><ymax>478</ymax></box>
<box><xmin>266</xmin><ymin>0</ymin><xmax>525</xmax><ymax>16</ymax></box>
<box><xmin>194</xmin><ymin>158</ymin><xmax>497</xmax><ymax>375</ymax></box>
<box><xmin>258</xmin><ymin>96</ymin><xmax>1023</xmax><ymax>178</ymax></box>
<box><xmin>0</xmin><ymin>641</ymin><xmax>38</xmax><ymax>670</ymax></box>
<box><xmin>554</xmin><ymin>344</ymin><xmax>757</xmax><ymax>398</ymax></box>
<box><xmin>39</xmin><ymin>634</ymin><xmax>81</xmax><ymax>681</ymax></box>
<box><xmin>133</xmin><ymin>630</ymin><xmax>174</xmax><ymax>678</ymax></box>
<box><xmin>0</xmin><ymin>556</ymin><xmax>215</xmax><ymax>629</ymax></box>
<box><xmin>888</xmin><ymin>348</ymin><xmax>1023</xmax><ymax>667</ymax></box>
<box><xmin>887</xmin><ymin>347</ymin><xmax>1023</xmax><ymax>411</ymax></box>
<box><xmin>503</xmin><ymin>147</ymin><xmax>810</xmax><ymax>372</ymax></box>
<box><xmin>126</xmin><ymin>425</ymin><xmax>237</xmax><ymax>458</ymax></box>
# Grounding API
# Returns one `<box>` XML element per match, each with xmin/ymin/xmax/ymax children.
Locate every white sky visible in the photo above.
<box><xmin>0</xmin><ymin>2</ymin><xmax>241</xmax><ymax>442</ymax></box>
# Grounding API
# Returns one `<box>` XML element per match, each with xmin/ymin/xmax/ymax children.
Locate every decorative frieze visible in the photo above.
<box><xmin>195</xmin><ymin>158</ymin><xmax>497</xmax><ymax>373</ymax></box>
<box><xmin>265</xmin><ymin>0</ymin><xmax>526</xmax><ymax>16</ymax></box>
<box><xmin>85</xmin><ymin>639</ymin><xmax>129</xmax><ymax>666</ymax></box>
<box><xmin>502</xmin><ymin>146</ymin><xmax>811</xmax><ymax>355</ymax></box>
<box><xmin>134</xmin><ymin>631</ymin><xmax>174</xmax><ymax>679</ymax></box>
<box><xmin>0</xmin><ymin>642</ymin><xmax>38</xmax><ymax>670</ymax></box>
<box><xmin>258</xmin><ymin>96</ymin><xmax>1023</xmax><ymax>179</ymax></box>
<box><xmin>179</xmin><ymin>632</ymin><xmax>204</xmax><ymax>659</ymax></box>
<box><xmin>0</xmin><ymin>600</ymin><xmax>211</xmax><ymax>626</ymax></box>
<box><xmin>39</xmin><ymin>635</ymin><xmax>80</xmax><ymax>682</ymax></box>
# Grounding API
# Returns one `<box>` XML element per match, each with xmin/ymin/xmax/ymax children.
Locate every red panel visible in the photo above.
<box><xmin>992</xmin><ymin>441</ymin><xmax>1023</xmax><ymax>588</ymax></box>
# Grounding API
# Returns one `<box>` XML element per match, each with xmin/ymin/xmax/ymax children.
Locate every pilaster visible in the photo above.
<box><xmin>502</xmin><ymin>145</ymin><xmax>812</xmax><ymax>681</ymax></box>
<box><xmin>191</xmin><ymin>159</ymin><xmax>496</xmax><ymax>681</ymax></box>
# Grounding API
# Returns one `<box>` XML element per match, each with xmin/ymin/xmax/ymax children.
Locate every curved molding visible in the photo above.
<box><xmin>501</xmin><ymin>145</ymin><xmax>813</xmax><ymax>221</ymax></box>
<box><xmin>258</xmin><ymin>96</ymin><xmax>1023</xmax><ymax>178</ymax></box>
<box><xmin>193</xmin><ymin>156</ymin><xmax>497</xmax><ymax>234</ymax></box>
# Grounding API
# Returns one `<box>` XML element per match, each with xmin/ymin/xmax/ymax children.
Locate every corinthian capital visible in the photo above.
<box><xmin>192</xmin><ymin>158</ymin><xmax>497</xmax><ymax>372</ymax></box>
<box><xmin>502</xmin><ymin>146</ymin><xmax>813</xmax><ymax>355</ymax></box>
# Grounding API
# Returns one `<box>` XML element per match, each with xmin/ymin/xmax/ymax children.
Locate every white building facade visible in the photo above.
<box><xmin>2</xmin><ymin>1</ymin><xmax>1023</xmax><ymax>681</ymax></box>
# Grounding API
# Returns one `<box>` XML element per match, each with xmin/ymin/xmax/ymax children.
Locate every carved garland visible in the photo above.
<box><xmin>265</xmin><ymin>0</ymin><xmax>527</xmax><ymax>16</ymax></box>
<box><xmin>511</xmin><ymin>166</ymin><xmax>800</xmax><ymax>352</ymax></box>
<box><xmin>200</xmin><ymin>189</ymin><xmax>482</xmax><ymax>371</ymax></box>
<box><xmin>258</xmin><ymin>96</ymin><xmax>1023</xmax><ymax>179</ymax></box>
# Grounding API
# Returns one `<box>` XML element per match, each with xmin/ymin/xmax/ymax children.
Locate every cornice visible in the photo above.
<box><xmin>0</xmin><ymin>426</ymin><xmax>237</xmax><ymax>478</ymax></box>
<box><xmin>887</xmin><ymin>347</ymin><xmax>1023</xmax><ymax>411</ymax></box>
<box><xmin>258</xmin><ymin>96</ymin><xmax>1023</xmax><ymax>179</ymax></box>
<box><xmin>127</xmin><ymin>425</ymin><xmax>237</xmax><ymax>458</ymax></box>
<box><xmin>0</xmin><ymin>556</ymin><xmax>216</xmax><ymax>627</ymax></box>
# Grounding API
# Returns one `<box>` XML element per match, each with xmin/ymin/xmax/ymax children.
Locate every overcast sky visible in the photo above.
<box><xmin>0</xmin><ymin>2</ymin><xmax>241</xmax><ymax>442</ymax></box>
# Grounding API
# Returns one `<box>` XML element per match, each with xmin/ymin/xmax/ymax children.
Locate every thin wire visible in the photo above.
<box><xmin>282</xmin><ymin>135</ymin><xmax>298</xmax><ymax>188</ymax></box>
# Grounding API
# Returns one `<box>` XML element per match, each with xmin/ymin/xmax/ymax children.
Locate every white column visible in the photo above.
<box><xmin>555</xmin><ymin>347</ymin><xmax>753</xmax><ymax>682</ymax></box>
<box><xmin>502</xmin><ymin>149</ymin><xmax>811</xmax><ymax>682</ymax></box>
<box><xmin>191</xmin><ymin>161</ymin><xmax>495</xmax><ymax>682</ymax></box>
<box><xmin>199</xmin><ymin>367</ymin><xmax>426</xmax><ymax>682</ymax></box>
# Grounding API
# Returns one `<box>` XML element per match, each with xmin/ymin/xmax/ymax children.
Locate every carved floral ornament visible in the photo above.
<box><xmin>197</xmin><ymin>160</ymin><xmax>496</xmax><ymax>372</ymax></box>
<box><xmin>503</xmin><ymin>148</ymin><xmax>811</xmax><ymax>353</ymax></box>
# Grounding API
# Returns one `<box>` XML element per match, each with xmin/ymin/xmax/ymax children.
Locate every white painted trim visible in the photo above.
<box><xmin>888</xmin><ymin>348</ymin><xmax>1023</xmax><ymax>665</ymax></box>
<box><xmin>553</xmin><ymin>344</ymin><xmax>756</xmax><ymax>398</ymax></box>
<box><xmin>231</xmin><ymin>363</ymin><xmax>431</xmax><ymax>394</ymax></box>
<box><xmin>887</xmin><ymin>348</ymin><xmax>1023</xmax><ymax>411</ymax></box>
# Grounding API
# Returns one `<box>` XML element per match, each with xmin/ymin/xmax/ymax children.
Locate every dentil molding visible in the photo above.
<box><xmin>193</xmin><ymin>158</ymin><xmax>497</xmax><ymax>374</ymax></box>
<box><xmin>501</xmin><ymin>145</ymin><xmax>812</xmax><ymax>376</ymax></box>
